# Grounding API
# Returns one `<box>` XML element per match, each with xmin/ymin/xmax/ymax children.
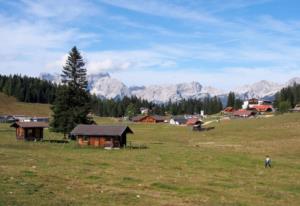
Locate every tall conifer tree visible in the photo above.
<box><xmin>51</xmin><ymin>46</ymin><xmax>93</xmax><ymax>136</ymax></box>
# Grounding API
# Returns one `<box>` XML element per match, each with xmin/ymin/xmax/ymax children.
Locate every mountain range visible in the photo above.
<box><xmin>39</xmin><ymin>73</ymin><xmax>300</xmax><ymax>103</ymax></box>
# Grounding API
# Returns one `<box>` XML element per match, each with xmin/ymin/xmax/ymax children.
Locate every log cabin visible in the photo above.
<box><xmin>10</xmin><ymin>122</ymin><xmax>48</xmax><ymax>141</ymax></box>
<box><xmin>70</xmin><ymin>125</ymin><xmax>133</xmax><ymax>148</ymax></box>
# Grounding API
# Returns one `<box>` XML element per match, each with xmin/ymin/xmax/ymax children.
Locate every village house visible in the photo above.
<box><xmin>0</xmin><ymin>115</ymin><xmax>15</xmax><ymax>123</ymax></box>
<box><xmin>232</xmin><ymin>109</ymin><xmax>257</xmax><ymax>118</ymax></box>
<box><xmin>242</xmin><ymin>99</ymin><xmax>273</xmax><ymax>112</ymax></box>
<box><xmin>131</xmin><ymin>115</ymin><xmax>165</xmax><ymax>123</ymax></box>
<box><xmin>10</xmin><ymin>122</ymin><xmax>48</xmax><ymax>141</ymax></box>
<box><xmin>170</xmin><ymin>116</ymin><xmax>187</xmax><ymax>125</ymax></box>
<box><xmin>70</xmin><ymin>124</ymin><xmax>133</xmax><ymax>148</ymax></box>
<box><xmin>186</xmin><ymin>118</ymin><xmax>203</xmax><ymax>126</ymax></box>
<box><xmin>140</xmin><ymin>107</ymin><xmax>150</xmax><ymax>115</ymax></box>
<box><xmin>31</xmin><ymin>117</ymin><xmax>49</xmax><ymax>122</ymax></box>
<box><xmin>289</xmin><ymin>104</ymin><xmax>300</xmax><ymax>112</ymax></box>
<box><xmin>13</xmin><ymin>115</ymin><xmax>32</xmax><ymax>122</ymax></box>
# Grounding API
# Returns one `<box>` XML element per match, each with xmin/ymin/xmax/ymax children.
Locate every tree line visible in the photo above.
<box><xmin>0</xmin><ymin>74</ymin><xmax>58</xmax><ymax>103</ymax></box>
<box><xmin>274</xmin><ymin>83</ymin><xmax>300</xmax><ymax>112</ymax></box>
<box><xmin>90</xmin><ymin>95</ymin><xmax>224</xmax><ymax>117</ymax></box>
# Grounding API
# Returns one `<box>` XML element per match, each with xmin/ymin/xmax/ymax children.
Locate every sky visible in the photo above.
<box><xmin>0</xmin><ymin>0</ymin><xmax>300</xmax><ymax>90</ymax></box>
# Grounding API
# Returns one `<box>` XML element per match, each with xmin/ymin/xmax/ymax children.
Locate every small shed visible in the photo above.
<box><xmin>10</xmin><ymin>122</ymin><xmax>48</xmax><ymax>141</ymax></box>
<box><xmin>70</xmin><ymin>125</ymin><xmax>133</xmax><ymax>148</ymax></box>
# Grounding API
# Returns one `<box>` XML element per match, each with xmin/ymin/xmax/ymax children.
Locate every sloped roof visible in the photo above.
<box><xmin>186</xmin><ymin>118</ymin><xmax>203</xmax><ymax>125</ymax></box>
<box><xmin>10</xmin><ymin>122</ymin><xmax>48</xmax><ymax>128</ymax></box>
<box><xmin>131</xmin><ymin>115</ymin><xmax>146</xmax><ymax>122</ymax></box>
<box><xmin>172</xmin><ymin>116</ymin><xmax>187</xmax><ymax>124</ymax></box>
<box><xmin>131</xmin><ymin>115</ymin><xmax>166</xmax><ymax>122</ymax></box>
<box><xmin>70</xmin><ymin>124</ymin><xmax>133</xmax><ymax>136</ymax></box>
<box><xmin>233</xmin><ymin>109</ymin><xmax>256</xmax><ymax>117</ymax></box>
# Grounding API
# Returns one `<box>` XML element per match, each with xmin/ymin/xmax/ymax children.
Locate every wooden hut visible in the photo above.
<box><xmin>131</xmin><ymin>115</ymin><xmax>165</xmax><ymax>123</ymax></box>
<box><xmin>70</xmin><ymin>125</ymin><xmax>133</xmax><ymax>148</ymax></box>
<box><xmin>10</xmin><ymin>122</ymin><xmax>48</xmax><ymax>141</ymax></box>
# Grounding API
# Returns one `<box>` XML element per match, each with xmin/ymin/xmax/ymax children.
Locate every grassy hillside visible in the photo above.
<box><xmin>0</xmin><ymin>92</ymin><xmax>51</xmax><ymax>117</ymax></box>
<box><xmin>0</xmin><ymin>113</ymin><xmax>299</xmax><ymax>205</ymax></box>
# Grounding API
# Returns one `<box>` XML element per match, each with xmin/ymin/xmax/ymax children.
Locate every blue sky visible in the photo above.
<box><xmin>0</xmin><ymin>0</ymin><xmax>300</xmax><ymax>89</ymax></box>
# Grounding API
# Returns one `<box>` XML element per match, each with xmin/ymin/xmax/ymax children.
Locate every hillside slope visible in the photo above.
<box><xmin>0</xmin><ymin>92</ymin><xmax>51</xmax><ymax>117</ymax></box>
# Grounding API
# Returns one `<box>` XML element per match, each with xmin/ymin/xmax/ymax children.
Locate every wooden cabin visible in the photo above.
<box><xmin>10</xmin><ymin>122</ymin><xmax>48</xmax><ymax>141</ymax></box>
<box><xmin>70</xmin><ymin>125</ymin><xmax>133</xmax><ymax>148</ymax></box>
<box><xmin>131</xmin><ymin>115</ymin><xmax>165</xmax><ymax>123</ymax></box>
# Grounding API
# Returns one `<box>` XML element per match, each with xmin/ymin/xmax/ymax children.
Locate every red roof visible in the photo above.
<box><xmin>252</xmin><ymin>105</ymin><xmax>273</xmax><ymax>112</ymax></box>
<box><xmin>186</xmin><ymin>118</ymin><xmax>203</xmax><ymax>125</ymax></box>
<box><xmin>223</xmin><ymin>107</ymin><xmax>234</xmax><ymax>112</ymax></box>
<box><xmin>233</xmin><ymin>109</ymin><xmax>255</xmax><ymax>117</ymax></box>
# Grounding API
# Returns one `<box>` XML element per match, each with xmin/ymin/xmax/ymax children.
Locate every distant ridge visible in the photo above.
<box><xmin>40</xmin><ymin>72</ymin><xmax>300</xmax><ymax>103</ymax></box>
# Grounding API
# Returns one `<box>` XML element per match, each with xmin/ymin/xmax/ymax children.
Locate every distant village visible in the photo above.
<box><xmin>2</xmin><ymin>97</ymin><xmax>300</xmax><ymax>150</ymax></box>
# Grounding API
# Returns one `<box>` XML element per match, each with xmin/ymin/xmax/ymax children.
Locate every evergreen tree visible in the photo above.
<box><xmin>226</xmin><ymin>92</ymin><xmax>236</xmax><ymax>107</ymax></box>
<box><xmin>50</xmin><ymin>46</ymin><xmax>93</xmax><ymax>136</ymax></box>
<box><xmin>234</xmin><ymin>98</ymin><xmax>243</xmax><ymax>110</ymax></box>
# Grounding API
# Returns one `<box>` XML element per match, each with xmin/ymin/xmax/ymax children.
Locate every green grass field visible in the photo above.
<box><xmin>0</xmin><ymin>112</ymin><xmax>299</xmax><ymax>205</ymax></box>
<box><xmin>0</xmin><ymin>92</ymin><xmax>51</xmax><ymax>117</ymax></box>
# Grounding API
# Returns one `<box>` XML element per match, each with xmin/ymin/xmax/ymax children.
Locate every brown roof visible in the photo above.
<box><xmin>131</xmin><ymin>115</ymin><xmax>166</xmax><ymax>122</ymax></box>
<box><xmin>10</xmin><ymin>122</ymin><xmax>49</xmax><ymax>128</ymax></box>
<box><xmin>131</xmin><ymin>115</ymin><xmax>146</xmax><ymax>122</ymax></box>
<box><xmin>70</xmin><ymin>124</ymin><xmax>133</xmax><ymax>136</ymax></box>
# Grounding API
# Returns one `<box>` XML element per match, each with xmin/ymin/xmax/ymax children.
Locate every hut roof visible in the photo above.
<box><xmin>10</xmin><ymin>122</ymin><xmax>49</xmax><ymax>128</ymax></box>
<box><xmin>186</xmin><ymin>118</ymin><xmax>203</xmax><ymax>125</ymax></box>
<box><xmin>131</xmin><ymin>115</ymin><xmax>165</xmax><ymax>122</ymax></box>
<box><xmin>70</xmin><ymin>125</ymin><xmax>133</xmax><ymax>137</ymax></box>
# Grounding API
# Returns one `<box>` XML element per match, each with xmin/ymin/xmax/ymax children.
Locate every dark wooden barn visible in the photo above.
<box><xmin>70</xmin><ymin>125</ymin><xmax>133</xmax><ymax>148</ymax></box>
<box><xmin>10</xmin><ymin>122</ymin><xmax>48</xmax><ymax>141</ymax></box>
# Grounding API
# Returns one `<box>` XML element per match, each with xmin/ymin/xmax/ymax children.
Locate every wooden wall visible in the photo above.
<box><xmin>15</xmin><ymin>127</ymin><xmax>44</xmax><ymax>141</ymax></box>
<box><xmin>77</xmin><ymin>136</ymin><xmax>122</xmax><ymax>148</ymax></box>
<box><xmin>139</xmin><ymin>116</ymin><xmax>156</xmax><ymax>123</ymax></box>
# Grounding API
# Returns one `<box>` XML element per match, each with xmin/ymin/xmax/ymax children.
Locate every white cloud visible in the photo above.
<box><xmin>100</xmin><ymin>0</ymin><xmax>219</xmax><ymax>23</ymax></box>
<box><xmin>21</xmin><ymin>0</ymin><xmax>99</xmax><ymax>21</ymax></box>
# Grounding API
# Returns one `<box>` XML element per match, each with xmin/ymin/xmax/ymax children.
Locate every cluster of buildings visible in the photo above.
<box><xmin>0</xmin><ymin>115</ymin><xmax>49</xmax><ymax>123</ymax></box>
<box><xmin>223</xmin><ymin>98</ymin><xmax>274</xmax><ymax>118</ymax></box>
<box><xmin>130</xmin><ymin>114</ymin><xmax>203</xmax><ymax>130</ymax></box>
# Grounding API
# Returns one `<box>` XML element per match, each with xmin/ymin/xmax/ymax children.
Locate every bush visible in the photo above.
<box><xmin>278</xmin><ymin>101</ymin><xmax>291</xmax><ymax>113</ymax></box>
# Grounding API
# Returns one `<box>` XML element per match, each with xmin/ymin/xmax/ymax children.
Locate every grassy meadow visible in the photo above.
<box><xmin>0</xmin><ymin>93</ymin><xmax>51</xmax><ymax>117</ymax></box>
<box><xmin>0</xmin><ymin>112</ymin><xmax>300</xmax><ymax>205</ymax></box>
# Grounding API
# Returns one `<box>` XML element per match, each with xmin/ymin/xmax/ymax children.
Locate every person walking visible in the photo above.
<box><xmin>265</xmin><ymin>155</ymin><xmax>272</xmax><ymax>168</ymax></box>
